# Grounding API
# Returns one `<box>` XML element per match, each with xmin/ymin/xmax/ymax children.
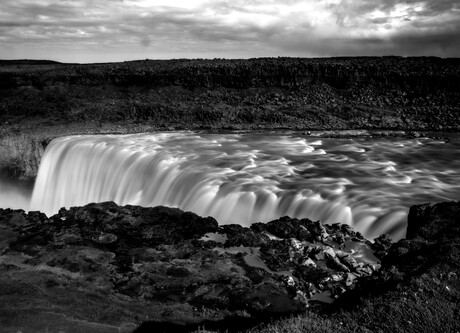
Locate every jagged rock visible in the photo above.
<box><xmin>0</xmin><ymin>201</ymin><xmax>382</xmax><ymax>330</ymax></box>
<box><xmin>323</xmin><ymin>246</ymin><xmax>336</xmax><ymax>259</ymax></box>
<box><xmin>2</xmin><ymin>200</ymin><xmax>460</xmax><ymax>332</ymax></box>
<box><xmin>219</xmin><ymin>224</ymin><xmax>270</xmax><ymax>247</ymax></box>
<box><xmin>336</xmin><ymin>251</ymin><xmax>360</xmax><ymax>271</ymax></box>
<box><xmin>372</xmin><ymin>234</ymin><xmax>393</xmax><ymax>258</ymax></box>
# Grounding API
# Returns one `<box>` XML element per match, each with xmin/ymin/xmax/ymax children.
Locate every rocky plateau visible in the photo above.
<box><xmin>1</xmin><ymin>57</ymin><xmax>459</xmax><ymax>180</ymax></box>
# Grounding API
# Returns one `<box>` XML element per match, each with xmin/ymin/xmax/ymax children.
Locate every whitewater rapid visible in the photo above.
<box><xmin>29</xmin><ymin>132</ymin><xmax>460</xmax><ymax>240</ymax></box>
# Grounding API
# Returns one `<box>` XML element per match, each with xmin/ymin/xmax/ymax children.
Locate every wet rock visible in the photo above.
<box><xmin>323</xmin><ymin>246</ymin><xmax>337</xmax><ymax>259</ymax></box>
<box><xmin>336</xmin><ymin>252</ymin><xmax>360</xmax><ymax>271</ymax></box>
<box><xmin>219</xmin><ymin>224</ymin><xmax>269</xmax><ymax>247</ymax></box>
<box><xmin>259</xmin><ymin>217</ymin><xmax>334</xmax><ymax>243</ymax></box>
<box><xmin>261</xmin><ymin>217</ymin><xmax>313</xmax><ymax>241</ymax></box>
<box><xmin>327</xmin><ymin>257</ymin><xmax>351</xmax><ymax>273</ymax></box>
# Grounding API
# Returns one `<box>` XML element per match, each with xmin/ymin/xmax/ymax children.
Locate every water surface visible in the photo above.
<box><xmin>29</xmin><ymin>132</ymin><xmax>460</xmax><ymax>240</ymax></box>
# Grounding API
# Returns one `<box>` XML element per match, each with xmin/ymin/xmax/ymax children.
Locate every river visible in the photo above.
<box><xmin>9</xmin><ymin>131</ymin><xmax>455</xmax><ymax>241</ymax></box>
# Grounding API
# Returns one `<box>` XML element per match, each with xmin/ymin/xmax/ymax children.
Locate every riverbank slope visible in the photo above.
<box><xmin>1</xmin><ymin>57</ymin><xmax>459</xmax><ymax>179</ymax></box>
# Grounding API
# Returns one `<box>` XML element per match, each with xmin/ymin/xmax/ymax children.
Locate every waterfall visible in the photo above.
<box><xmin>31</xmin><ymin>134</ymin><xmax>356</xmax><ymax>224</ymax></box>
<box><xmin>32</xmin><ymin>132</ymin><xmax>460</xmax><ymax>241</ymax></box>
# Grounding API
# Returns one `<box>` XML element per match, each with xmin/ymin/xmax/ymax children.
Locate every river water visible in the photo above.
<box><xmin>23</xmin><ymin>131</ymin><xmax>460</xmax><ymax>241</ymax></box>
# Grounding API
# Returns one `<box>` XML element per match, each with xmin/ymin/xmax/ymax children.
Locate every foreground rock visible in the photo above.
<box><xmin>0</xmin><ymin>201</ymin><xmax>382</xmax><ymax>332</ymax></box>
<box><xmin>1</xmin><ymin>201</ymin><xmax>459</xmax><ymax>332</ymax></box>
<box><xmin>329</xmin><ymin>201</ymin><xmax>460</xmax><ymax>333</ymax></box>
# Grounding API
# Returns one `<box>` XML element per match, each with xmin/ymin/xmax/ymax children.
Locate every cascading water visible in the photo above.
<box><xmin>30</xmin><ymin>132</ymin><xmax>460</xmax><ymax>240</ymax></box>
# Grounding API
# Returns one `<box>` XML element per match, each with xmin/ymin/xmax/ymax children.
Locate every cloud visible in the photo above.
<box><xmin>0</xmin><ymin>0</ymin><xmax>459</xmax><ymax>62</ymax></box>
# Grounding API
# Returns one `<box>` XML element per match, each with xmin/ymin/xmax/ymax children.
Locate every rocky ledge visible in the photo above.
<box><xmin>0</xmin><ymin>201</ymin><xmax>459</xmax><ymax>332</ymax></box>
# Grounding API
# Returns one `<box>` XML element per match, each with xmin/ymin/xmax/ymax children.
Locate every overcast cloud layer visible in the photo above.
<box><xmin>1</xmin><ymin>0</ymin><xmax>459</xmax><ymax>62</ymax></box>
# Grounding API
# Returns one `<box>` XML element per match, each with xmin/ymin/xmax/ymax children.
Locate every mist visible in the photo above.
<box><xmin>0</xmin><ymin>177</ymin><xmax>33</xmax><ymax>212</ymax></box>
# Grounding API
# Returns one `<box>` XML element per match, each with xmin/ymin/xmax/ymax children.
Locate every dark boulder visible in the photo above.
<box><xmin>406</xmin><ymin>201</ymin><xmax>460</xmax><ymax>240</ymax></box>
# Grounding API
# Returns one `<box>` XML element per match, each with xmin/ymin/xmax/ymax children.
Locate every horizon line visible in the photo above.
<box><xmin>1</xmin><ymin>55</ymin><xmax>458</xmax><ymax>66</ymax></box>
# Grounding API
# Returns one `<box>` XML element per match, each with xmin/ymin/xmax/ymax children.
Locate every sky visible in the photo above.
<box><xmin>1</xmin><ymin>0</ymin><xmax>459</xmax><ymax>63</ymax></box>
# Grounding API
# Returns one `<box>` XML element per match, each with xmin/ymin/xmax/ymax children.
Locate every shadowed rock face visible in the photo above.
<box><xmin>0</xmin><ymin>133</ymin><xmax>45</xmax><ymax>179</ymax></box>
<box><xmin>329</xmin><ymin>201</ymin><xmax>460</xmax><ymax>333</ymax></box>
<box><xmin>406</xmin><ymin>201</ymin><xmax>460</xmax><ymax>240</ymax></box>
<box><xmin>0</xmin><ymin>201</ymin><xmax>383</xmax><ymax>331</ymax></box>
<box><xmin>382</xmin><ymin>201</ymin><xmax>460</xmax><ymax>278</ymax></box>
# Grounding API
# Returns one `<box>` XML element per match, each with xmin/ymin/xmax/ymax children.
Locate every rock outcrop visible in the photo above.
<box><xmin>0</xmin><ymin>201</ymin><xmax>381</xmax><ymax>332</ymax></box>
<box><xmin>0</xmin><ymin>132</ymin><xmax>45</xmax><ymax>179</ymax></box>
<box><xmin>1</xmin><ymin>200</ymin><xmax>460</xmax><ymax>332</ymax></box>
<box><xmin>406</xmin><ymin>200</ymin><xmax>460</xmax><ymax>240</ymax></box>
<box><xmin>330</xmin><ymin>201</ymin><xmax>460</xmax><ymax>333</ymax></box>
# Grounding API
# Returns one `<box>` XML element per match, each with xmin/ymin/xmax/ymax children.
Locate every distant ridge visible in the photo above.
<box><xmin>0</xmin><ymin>59</ymin><xmax>62</xmax><ymax>66</ymax></box>
<box><xmin>0</xmin><ymin>56</ymin><xmax>457</xmax><ymax>67</ymax></box>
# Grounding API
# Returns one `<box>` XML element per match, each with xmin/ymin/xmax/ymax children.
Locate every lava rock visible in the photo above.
<box><xmin>406</xmin><ymin>201</ymin><xmax>460</xmax><ymax>240</ymax></box>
